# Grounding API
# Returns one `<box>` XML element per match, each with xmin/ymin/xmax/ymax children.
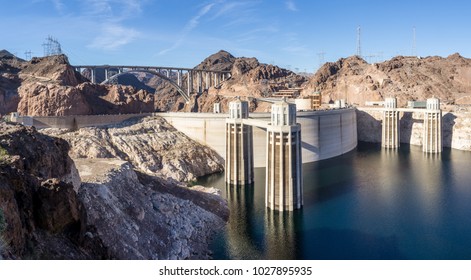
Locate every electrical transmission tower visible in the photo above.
<box><xmin>317</xmin><ymin>51</ymin><xmax>326</xmax><ymax>69</ymax></box>
<box><xmin>42</xmin><ymin>35</ymin><xmax>63</xmax><ymax>57</ymax></box>
<box><xmin>356</xmin><ymin>26</ymin><xmax>362</xmax><ymax>58</ymax></box>
<box><xmin>24</xmin><ymin>50</ymin><xmax>32</xmax><ymax>61</ymax></box>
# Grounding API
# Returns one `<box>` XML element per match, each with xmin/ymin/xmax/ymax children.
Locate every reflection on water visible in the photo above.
<box><xmin>199</xmin><ymin>142</ymin><xmax>471</xmax><ymax>259</ymax></box>
<box><xmin>264</xmin><ymin>210</ymin><xmax>301</xmax><ymax>259</ymax></box>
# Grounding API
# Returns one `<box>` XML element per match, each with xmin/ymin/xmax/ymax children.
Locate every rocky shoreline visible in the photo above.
<box><xmin>0</xmin><ymin>119</ymin><xmax>228</xmax><ymax>260</ymax></box>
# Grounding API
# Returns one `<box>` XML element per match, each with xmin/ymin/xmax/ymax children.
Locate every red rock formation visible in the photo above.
<box><xmin>15</xmin><ymin>55</ymin><xmax>155</xmax><ymax>116</ymax></box>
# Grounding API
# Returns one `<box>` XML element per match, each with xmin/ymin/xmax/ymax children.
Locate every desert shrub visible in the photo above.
<box><xmin>0</xmin><ymin>146</ymin><xmax>8</xmax><ymax>162</ymax></box>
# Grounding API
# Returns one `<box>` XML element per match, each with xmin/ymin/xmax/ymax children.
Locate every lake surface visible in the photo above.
<box><xmin>198</xmin><ymin>142</ymin><xmax>471</xmax><ymax>259</ymax></box>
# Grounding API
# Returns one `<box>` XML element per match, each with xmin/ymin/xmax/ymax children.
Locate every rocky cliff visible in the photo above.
<box><xmin>304</xmin><ymin>54</ymin><xmax>471</xmax><ymax>107</ymax></box>
<box><xmin>75</xmin><ymin>158</ymin><xmax>227</xmax><ymax>259</ymax></box>
<box><xmin>0</xmin><ymin>50</ymin><xmax>23</xmax><ymax>115</ymax></box>
<box><xmin>43</xmin><ymin>116</ymin><xmax>224</xmax><ymax>182</ymax></box>
<box><xmin>192</xmin><ymin>50</ymin><xmax>306</xmax><ymax>113</ymax></box>
<box><xmin>148</xmin><ymin>50</ymin><xmax>306</xmax><ymax>113</ymax></box>
<box><xmin>0</xmin><ymin>122</ymin><xmax>86</xmax><ymax>259</ymax></box>
<box><xmin>17</xmin><ymin>55</ymin><xmax>155</xmax><ymax>116</ymax></box>
<box><xmin>305</xmin><ymin>53</ymin><xmax>471</xmax><ymax>151</ymax></box>
<box><xmin>0</xmin><ymin>52</ymin><xmax>156</xmax><ymax>116</ymax></box>
<box><xmin>0</xmin><ymin>119</ymin><xmax>228</xmax><ymax>259</ymax></box>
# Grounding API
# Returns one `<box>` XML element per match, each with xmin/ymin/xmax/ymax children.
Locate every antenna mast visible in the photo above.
<box><xmin>356</xmin><ymin>26</ymin><xmax>362</xmax><ymax>58</ymax></box>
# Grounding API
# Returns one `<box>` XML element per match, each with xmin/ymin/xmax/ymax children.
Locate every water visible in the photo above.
<box><xmin>198</xmin><ymin>142</ymin><xmax>471</xmax><ymax>259</ymax></box>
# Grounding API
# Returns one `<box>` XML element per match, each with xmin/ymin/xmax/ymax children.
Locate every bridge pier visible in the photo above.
<box><xmin>213</xmin><ymin>103</ymin><xmax>221</xmax><ymax>113</ymax></box>
<box><xmin>266</xmin><ymin>99</ymin><xmax>303</xmax><ymax>211</ymax></box>
<box><xmin>205</xmin><ymin>72</ymin><xmax>210</xmax><ymax>90</ymax></box>
<box><xmin>177</xmin><ymin>70</ymin><xmax>182</xmax><ymax>87</ymax></box>
<box><xmin>197</xmin><ymin>71</ymin><xmax>203</xmax><ymax>94</ymax></box>
<box><xmin>90</xmin><ymin>68</ymin><xmax>96</xmax><ymax>84</ymax></box>
<box><xmin>187</xmin><ymin>71</ymin><xmax>193</xmax><ymax>96</ymax></box>
<box><xmin>423</xmin><ymin>98</ymin><xmax>442</xmax><ymax>153</ymax></box>
<box><xmin>225</xmin><ymin>98</ymin><xmax>254</xmax><ymax>185</ymax></box>
<box><xmin>382</xmin><ymin>97</ymin><xmax>400</xmax><ymax>149</ymax></box>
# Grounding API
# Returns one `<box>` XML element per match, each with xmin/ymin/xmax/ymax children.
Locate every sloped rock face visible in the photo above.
<box><xmin>0</xmin><ymin>54</ymin><xmax>156</xmax><ymax>116</ymax></box>
<box><xmin>1</xmin><ymin>119</ymin><xmax>228</xmax><ymax>260</ymax></box>
<box><xmin>46</xmin><ymin>116</ymin><xmax>224</xmax><ymax>182</ymax></box>
<box><xmin>35</xmin><ymin>178</ymin><xmax>81</xmax><ymax>234</ymax></box>
<box><xmin>0</xmin><ymin>122</ymin><xmax>85</xmax><ymax>259</ymax></box>
<box><xmin>195</xmin><ymin>50</ymin><xmax>236</xmax><ymax>72</ymax></box>
<box><xmin>17</xmin><ymin>84</ymin><xmax>92</xmax><ymax>116</ymax></box>
<box><xmin>78</xmin><ymin>83</ymin><xmax>155</xmax><ymax>115</ymax></box>
<box><xmin>0</xmin><ymin>50</ymin><xmax>24</xmax><ymax>115</ymax></box>
<box><xmin>152</xmin><ymin>50</ymin><xmax>306</xmax><ymax>113</ymax></box>
<box><xmin>21</xmin><ymin>55</ymin><xmax>86</xmax><ymax>87</ymax></box>
<box><xmin>304</xmin><ymin>54</ymin><xmax>471</xmax><ymax>107</ymax></box>
<box><xmin>76</xmin><ymin>159</ymin><xmax>227</xmax><ymax>259</ymax></box>
<box><xmin>209</xmin><ymin>56</ymin><xmax>306</xmax><ymax>99</ymax></box>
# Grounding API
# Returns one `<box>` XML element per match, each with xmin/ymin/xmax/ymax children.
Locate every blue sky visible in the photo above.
<box><xmin>2</xmin><ymin>0</ymin><xmax>471</xmax><ymax>72</ymax></box>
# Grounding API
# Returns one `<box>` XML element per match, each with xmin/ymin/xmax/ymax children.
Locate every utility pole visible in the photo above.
<box><xmin>356</xmin><ymin>26</ymin><xmax>362</xmax><ymax>58</ymax></box>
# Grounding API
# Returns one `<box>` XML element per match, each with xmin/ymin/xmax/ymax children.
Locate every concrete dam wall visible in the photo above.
<box><xmin>13</xmin><ymin>108</ymin><xmax>358</xmax><ymax>167</ymax></box>
<box><xmin>14</xmin><ymin>113</ymin><xmax>153</xmax><ymax>129</ymax></box>
<box><xmin>157</xmin><ymin>108</ymin><xmax>357</xmax><ymax>167</ymax></box>
<box><xmin>356</xmin><ymin>108</ymin><xmax>471</xmax><ymax>151</ymax></box>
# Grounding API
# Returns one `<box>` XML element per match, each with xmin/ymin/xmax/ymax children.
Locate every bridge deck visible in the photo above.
<box><xmin>73</xmin><ymin>65</ymin><xmax>231</xmax><ymax>74</ymax></box>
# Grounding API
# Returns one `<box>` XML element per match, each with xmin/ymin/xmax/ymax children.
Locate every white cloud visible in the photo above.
<box><xmin>51</xmin><ymin>0</ymin><xmax>65</xmax><ymax>13</ymax></box>
<box><xmin>83</xmin><ymin>0</ymin><xmax>145</xmax><ymax>50</ymax></box>
<box><xmin>210</xmin><ymin>1</ymin><xmax>253</xmax><ymax>19</ymax></box>
<box><xmin>286</xmin><ymin>0</ymin><xmax>298</xmax><ymax>12</ymax></box>
<box><xmin>159</xmin><ymin>3</ymin><xmax>216</xmax><ymax>55</ymax></box>
<box><xmin>88</xmin><ymin>23</ymin><xmax>140</xmax><ymax>51</ymax></box>
<box><xmin>82</xmin><ymin>0</ymin><xmax>143</xmax><ymax>20</ymax></box>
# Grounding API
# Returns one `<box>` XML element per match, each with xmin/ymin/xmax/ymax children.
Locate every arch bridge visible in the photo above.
<box><xmin>73</xmin><ymin>65</ymin><xmax>231</xmax><ymax>102</ymax></box>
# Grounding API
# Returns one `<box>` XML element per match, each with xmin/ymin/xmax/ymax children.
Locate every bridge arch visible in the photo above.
<box><xmin>101</xmin><ymin>69</ymin><xmax>190</xmax><ymax>102</ymax></box>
